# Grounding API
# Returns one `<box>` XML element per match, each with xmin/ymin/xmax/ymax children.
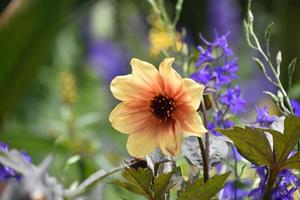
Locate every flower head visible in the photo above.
<box><xmin>109</xmin><ymin>58</ymin><xmax>207</xmax><ymax>158</ymax></box>
<box><xmin>196</xmin><ymin>32</ymin><xmax>233</xmax><ymax>67</ymax></box>
<box><xmin>191</xmin><ymin>32</ymin><xmax>238</xmax><ymax>90</ymax></box>
<box><xmin>219</xmin><ymin>86</ymin><xmax>246</xmax><ymax>114</ymax></box>
<box><xmin>148</xmin><ymin>14</ymin><xmax>183</xmax><ymax>57</ymax></box>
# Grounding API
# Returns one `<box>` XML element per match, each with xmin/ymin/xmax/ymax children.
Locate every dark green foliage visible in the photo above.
<box><xmin>0</xmin><ymin>0</ymin><xmax>73</xmax><ymax>123</ymax></box>
<box><xmin>177</xmin><ymin>172</ymin><xmax>230</xmax><ymax>200</ymax></box>
<box><xmin>217</xmin><ymin>127</ymin><xmax>274</xmax><ymax>166</ymax></box>
<box><xmin>114</xmin><ymin>167</ymin><xmax>178</xmax><ymax>200</ymax></box>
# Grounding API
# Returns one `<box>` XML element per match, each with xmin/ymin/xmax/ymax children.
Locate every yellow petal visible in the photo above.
<box><xmin>127</xmin><ymin>132</ymin><xmax>158</xmax><ymax>158</ymax></box>
<box><xmin>109</xmin><ymin>102</ymin><xmax>152</xmax><ymax>134</ymax></box>
<box><xmin>159</xmin><ymin>58</ymin><xmax>182</xmax><ymax>96</ymax></box>
<box><xmin>130</xmin><ymin>58</ymin><xmax>161</xmax><ymax>91</ymax></box>
<box><xmin>158</xmin><ymin>122</ymin><xmax>182</xmax><ymax>156</ymax></box>
<box><xmin>110</xmin><ymin>74</ymin><xmax>149</xmax><ymax>101</ymax></box>
<box><xmin>174</xmin><ymin>106</ymin><xmax>207</xmax><ymax>137</ymax></box>
<box><xmin>182</xmin><ymin>78</ymin><xmax>205</xmax><ymax>110</ymax></box>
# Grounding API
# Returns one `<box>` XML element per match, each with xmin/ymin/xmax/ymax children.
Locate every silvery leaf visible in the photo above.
<box><xmin>182</xmin><ymin>134</ymin><xmax>230</xmax><ymax>168</ymax></box>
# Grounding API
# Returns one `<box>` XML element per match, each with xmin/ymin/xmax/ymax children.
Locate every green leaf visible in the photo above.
<box><xmin>114</xmin><ymin>167</ymin><xmax>154</xmax><ymax>199</ymax></box>
<box><xmin>113</xmin><ymin>180</ymin><xmax>148</xmax><ymax>196</ymax></box>
<box><xmin>288</xmin><ymin>58</ymin><xmax>297</xmax><ymax>93</ymax></box>
<box><xmin>153</xmin><ymin>168</ymin><xmax>178</xmax><ymax>200</ymax></box>
<box><xmin>282</xmin><ymin>152</ymin><xmax>300</xmax><ymax>170</ymax></box>
<box><xmin>269</xmin><ymin>116</ymin><xmax>300</xmax><ymax>166</ymax></box>
<box><xmin>217</xmin><ymin>127</ymin><xmax>274</xmax><ymax>166</ymax></box>
<box><xmin>263</xmin><ymin>129</ymin><xmax>285</xmax><ymax>163</ymax></box>
<box><xmin>177</xmin><ymin>172</ymin><xmax>231</xmax><ymax>200</ymax></box>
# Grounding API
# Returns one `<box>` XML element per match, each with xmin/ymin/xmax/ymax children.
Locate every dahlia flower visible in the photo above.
<box><xmin>109</xmin><ymin>58</ymin><xmax>207</xmax><ymax>158</ymax></box>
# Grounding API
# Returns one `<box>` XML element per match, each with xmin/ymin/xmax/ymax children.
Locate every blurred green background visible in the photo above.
<box><xmin>0</xmin><ymin>0</ymin><xmax>299</xmax><ymax>199</ymax></box>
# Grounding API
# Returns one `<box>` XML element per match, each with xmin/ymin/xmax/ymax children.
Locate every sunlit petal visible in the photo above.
<box><xmin>174</xmin><ymin>105</ymin><xmax>207</xmax><ymax>137</ymax></box>
<box><xmin>131</xmin><ymin>58</ymin><xmax>162</xmax><ymax>92</ymax></box>
<box><xmin>127</xmin><ymin>132</ymin><xmax>157</xmax><ymax>158</ymax></box>
<box><xmin>109</xmin><ymin>102</ymin><xmax>152</xmax><ymax>134</ymax></box>
<box><xmin>159</xmin><ymin>58</ymin><xmax>182</xmax><ymax>96</ymax></box>
<box><xmin>110</xmin><ymin>75</ymin><xmax>151</xmax><ymax>101</ymax></box>
<box><xmin>182</xmin><ymin>78</ymin><xmax>205</xmax><ymax>110</ymax></box>
<box><xmin>158</xmin><ymin>122</ymin><xmax>182</xmax><ymax>156</ymax></box>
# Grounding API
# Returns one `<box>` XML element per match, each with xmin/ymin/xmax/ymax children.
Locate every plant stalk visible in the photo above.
<box><xmin>198</xmin><ymin>100</ymin><xmax>209</xmax><ymax>182</ymax></box>
<box><xmin>263</xmin><ymin>167</ymin><xmax>279</xmax><ymax>200</ymax></box>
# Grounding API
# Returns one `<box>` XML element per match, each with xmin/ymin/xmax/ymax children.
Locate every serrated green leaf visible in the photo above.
<box><xmin>153</xmin><ymin>168</ymin><xmax>178</xmax><ymax>200</ymax></box>
<box><xmin>113</xmin><ymin>180</ymin><xmax>148</xmax><ymax>196</ymax></box>
<box><xmin>272</xmin><ymin>116</ymin><xmax>300</xmax><ymax>165</ymax></box>
<box><xmin>119</xmin><ymin>167</ymin><xmax>154</xmax><ymax>199</ymax></box>
<box><xmin>288</xmin><ymin>58</ymin><xmax>297</xmax><ymax>93</ymax></box>
<box><xmin>177</xmin><ymin>172</ymin><xmax>231</xmax><ymax>200</ymax></box>
<box><xmin>263</xmin><ymin>129</ymin><xmax>285</xmax><ymax>162</ymax></box>
<box><xmin>217</xmin><ymin>127</ymin><xmax>274</xmax><ymax>166</ymax></box>
<box><xmin>282</xmin><ymin>152</ymin><xmax>300</xmax><ymax>170</ymax></box>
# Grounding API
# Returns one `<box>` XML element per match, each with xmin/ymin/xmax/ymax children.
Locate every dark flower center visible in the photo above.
<box><xmin>150</xmin><ymin>94</ymin><xmax>175</xmax><ymax>120</ymax></box>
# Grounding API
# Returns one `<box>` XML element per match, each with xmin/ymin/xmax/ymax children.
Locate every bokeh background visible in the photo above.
<box><xmin>0</xmin><ymin>0</ymin><xmax>299</xmax><ymax>199</ymax></box>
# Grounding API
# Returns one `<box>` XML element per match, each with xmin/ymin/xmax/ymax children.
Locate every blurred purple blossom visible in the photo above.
<box><xmin>87</xmin><ymin>40</ymin><xmax>129</xmax><ymax>83</ymax></box>
<box><xmin>291</xmin><ymin>99</ymin><xmax>300</xmax><ymax>117</ymax></box>
<box><xmin>208</xmin><ymin>0</ymin><xmax>241</xmax><ymax>45</ymax></box>
<box><xmin>0</xmin><ymin>142</ymin><xmax>31</xmax><ymax>181</ymax></box>
<box><xmin>222</xmin><ymin>179</ymin><xmax>252</xmax><ymax>200</ymax></box>
<box><xmin>254</xmin><ymin>106</ymin><xmax>277</xmax><ymax>127</ymax></box>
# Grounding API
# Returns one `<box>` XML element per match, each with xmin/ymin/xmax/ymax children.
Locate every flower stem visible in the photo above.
<box><xmin>198</xmin><ymin>101</ymin><xmax>209</xmax><ymax>182</ymax></box>
<box><xmin>197</xmin><ymin>137</ymin><xmax>209</xmax><ymax>182</ymax></box>
<box><xmin>263</xmin><ymin>167</ymin><xmax>279</xmax><ymax>200</ymax></box>
<box><xmin>231</xmin><ymin>145</ymin><xmax>239</xmax><ymax>200</ymax></box>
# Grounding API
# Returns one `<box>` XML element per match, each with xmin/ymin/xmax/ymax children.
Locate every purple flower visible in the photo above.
<box><xmin>291</xmin><ymin>99</ymin><xmax>300</xmax><ymax>117</ymax></box>
<box><xmin>196</xmin><ymin>32</ymin><xmax>233</xmax><ymax>67</ymax></box>
<box><xmin>208</xmin><ymin>111</ymin><xmax>234</xmax><ymax>136</ymax></box>
<box><xmin>219</xmin><ymin>86</ymin><xmax>246</xmax><ymax>114</ymax></box>
<box><xmin>190</xmin><ymin>32</ymin><xmax>238</xmax><ymax>90</ymax></box>
<box><xmin>254</xmin><ymin>106</ymin><xmax>277</xmax><ymax>127</ymax></box>
<box><xmin>0</xmin><ymin>142</ymin><xmax>31</xmax><ymax>181</ymax></box>
<box><xmin>222</xmin><ymin>179</ymin><xmax>252</xmax><ymax>200</ymax></box>
<box><xmin>189</xmin><ymin>66</ymin><xmax>211</xmax><ymax>86</ymax></box>
<box><xmin>249</xmin><ymin>167</ymin><xmax>300</xmax><ymax>200</ymax></box>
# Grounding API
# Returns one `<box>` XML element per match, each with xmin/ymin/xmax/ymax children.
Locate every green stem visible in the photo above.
<box><xmin>263</xmin><ymin>167</ymin><xmax>279</xmax><ymax>200</ymax></box>
<box><xmin>231</xmin><ymin>145</ymin><xmax>239</xmax><ymax>200</ymax></box>
<box><xmin>249</xmin><ymin>23</ymin><xmax>294</xmax><ymax>115</ymax></box>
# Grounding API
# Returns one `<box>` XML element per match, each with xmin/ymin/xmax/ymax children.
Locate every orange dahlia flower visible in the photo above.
<box><xmin>109</xmin><ymin>58</ymin><xmax>207</xmax><ymax>158</ymax></box>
